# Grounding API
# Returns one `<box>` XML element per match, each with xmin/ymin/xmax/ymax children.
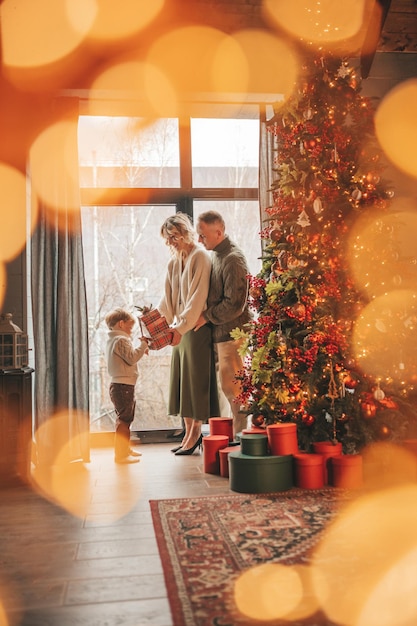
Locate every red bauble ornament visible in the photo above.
<box><xmin>292</xmin><ymin>303</ymin><xmax>306</xmax><ymax>318</ymax></box>
<box><xmin>249</xmin><ymin>288</ymin><xmax>262</xmax><ymax>302</ymax></box>
<box><xmin>380</xmin><ymin>397</ymin><xmax>398</xmax><ymax>410</ymax></box>
<box><xmin>343</xmin><ymin>375</ymin><xmax>358</xmax><ymax>389</ymax></box>
<box><xmin>251</xmin><ymin>414</ymin><xmax>265</xmax><ymax>428</ymax></box>
<box><xmin>361</xmin><ymin>401</ymin><xmax>377</xmax><ymax>419</ymax></box>
<box><xmin>301</xmin><ymin>412</ymin><xmax>315</xmax><ymax>426</ymax></box>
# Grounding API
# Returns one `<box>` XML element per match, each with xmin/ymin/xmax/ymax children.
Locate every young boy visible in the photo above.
<box><xmin>105</xmin><ymin>308</ymin><xmax>149</xmax><ymax>464</ymax></box>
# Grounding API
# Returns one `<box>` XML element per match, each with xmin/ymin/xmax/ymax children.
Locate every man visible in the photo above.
<box><xmin>195</xmin><ymin>210</ymin><xmax>252</xmax><ymax>438</ymax></box>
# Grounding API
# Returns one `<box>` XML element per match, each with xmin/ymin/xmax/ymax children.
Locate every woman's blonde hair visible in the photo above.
<box><xmin>160</xmin><ymin>212</ymin><xmax>196</xmax><ymax>247</ymax></box>
<box><xmin>105</xmin><ymin>308</ymin><xmax>135</xmax><ymax>330</ymax></box>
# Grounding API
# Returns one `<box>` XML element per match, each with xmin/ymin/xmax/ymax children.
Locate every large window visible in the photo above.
<box><xmin>79</xmin><ymin>114</ymin><xmax>262</xmax><ymax>433</ymax></box>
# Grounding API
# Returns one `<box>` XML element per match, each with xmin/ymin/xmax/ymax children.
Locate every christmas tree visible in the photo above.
<box><xmin>234</xmin><ymin>51</ymin><xmax>417</xmax><ymax>454</ymax></box>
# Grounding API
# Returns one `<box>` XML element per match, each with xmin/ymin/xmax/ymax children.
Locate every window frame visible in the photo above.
<box><xmin>78</xmin><ymin>106</ymin><xmax>263</xmax><ymax>433</ymax></box>
<box><xmin>79</xmin><ymin>113</ymin><xmax>260</xmax><ymax>213</ymax></box>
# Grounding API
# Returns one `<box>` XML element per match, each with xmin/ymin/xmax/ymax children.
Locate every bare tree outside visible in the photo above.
<box><xmin>79</xmin><ymin>115</ymin><xmax>261</xmax><ymax>433</ymax></box>
<box><xmin>82</xmin><ymin>204</ymin><xmax>177</xmax><ymax>432</ymax></box>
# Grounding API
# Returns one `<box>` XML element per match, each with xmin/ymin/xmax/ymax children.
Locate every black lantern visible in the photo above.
<box><xmin>0</xmin><ymin>313</ymin><xmax>29</xmax><ymax>370</ymax></box>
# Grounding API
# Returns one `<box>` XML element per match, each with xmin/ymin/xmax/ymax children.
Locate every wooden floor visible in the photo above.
<box><xmin>0</xmin><ymin>440</ymin><xmax>232</xmax><ymax>626</ymax></box>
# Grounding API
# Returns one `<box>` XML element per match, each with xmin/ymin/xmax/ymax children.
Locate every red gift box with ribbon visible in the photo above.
<box><xmin>137</xmin><ymin>307</ymin><xmax>173</xmax><ymax>350</ymax></box>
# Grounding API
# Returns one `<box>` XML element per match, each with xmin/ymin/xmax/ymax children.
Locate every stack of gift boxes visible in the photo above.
<box><xmin>203</xmin><ymin>420</ymin><xmax>364</xmax><ymax>494</ymax></box>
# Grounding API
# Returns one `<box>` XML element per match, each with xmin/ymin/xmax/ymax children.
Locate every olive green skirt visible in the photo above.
<box><xmin>168</xmin><ymin>325</ymin><xmax>220</xmax><ymax>421</ymax></box>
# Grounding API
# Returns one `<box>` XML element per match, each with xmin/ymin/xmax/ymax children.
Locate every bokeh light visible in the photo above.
<box><xmin>311</xmin><ymin>483</ymin><xmax>417</xmax><ymax>626</ymax></box>
<box><xmin>375</xmin><ymin>79</ymin><xmax>417</xmax><ymax>180</ymax></box>
<box><xmin>0</xmin><ymin>576</ymin><xmax>22</xmax><ymax>626</ymax></box>
<box><xmin>79</xmin><ymin>0</ymin><xmax>165</xmax><ymax>42</ymax></box>
<box><xmin>0</xmin><ymin>163</ymin><xmax>38</xmax><ymax>263</ymax></box>
<box><xmin>358</xmin><ymin>544</ymin><xmax>417</xmax><ymax>626</ymax></box>
<box><xmin>348</xmin><ymin>205</ymin><xmax>417</xmax><ymax>298</ymax></box>
<box><xmin>0</xmin><ymin>602</ymin><xmax>9</xmax><ymax>626</ymax></box>
<box><xmin>263</xmin><ymin>0</ymin><xmax>367</xmax><ymax>45</ymax></box>
<box><xmin>278</xmin><ymin>564</ymin><xmax>320</xmax><ymax>620</ymax></box>
<box><xmin>29</xmin><ymin>120</ymin><xmax>81</xmax><ymax>213</ymax></box>
<box><xmin>362</xmin><ymin>442</ymin><xmax>417</xmax><ymax>491</ymax></box>
<box><xmin>147</xmin><ymin>26</ymin><xmax>228</xmax><ymax>95</ymax></box>
<box><xmin>147</xmin><ymin>25</ymin><xmax>298</xmax><ymax>105</ymax></box>
<box><xmin>212</xmin><ymin>29</ymin><xmax>299</xmax><ymax>100</ymax></box>
<box><xmin>0</xmin><ymin>0</ymin><xmax>92</xmax><ymax>68</ymax></box>
<box><xmin>32</xmin><ymin>411</ymin><xmax>141</xmax><ymax>521</ymax></box>
<box><xmin>234</xmin><ymin>563</ymin><xmax>304</xmax><ymax>620</ymax></box>
<box><xmin>352</xmin><ymin>289</ymin><xmax>417</xmax><ymax>381</ymax></box>
<box><xmin>87</xmin><ymin>61</ymin><xmax>178</xmax><ymax>118</ymax></box>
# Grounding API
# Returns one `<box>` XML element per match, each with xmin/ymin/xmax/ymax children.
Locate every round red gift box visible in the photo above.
<box><xmin>202</xmin><ymin>435</ymin><xmax>229</xmax><ymax>475</ymax></box>
<box><xmin>331</xmin><ymin>454</ymin><xmax>363</xmax><ymax>489</ymax></box>
<box><xmin>312</xmin><ymin>441</ymin><xmax>343</xmax><ymax>484</ymax></box>
<box><xmin>209</xmin><ymin>417</ymin><xmax>234</xmax><ymax>442</ymax></box>
<box><xmin>267</xmin><ymin>423</ymin><xmax>298</xmax><ymax>456</ymax></box>
<box><xmin>219</xmin><ymin>445</ymin><xmax>240</xmax><ymax>478</ymax></box>
<box><xmin>293</xmin><ymin>453</ymin><xmax>324</xmax><ymax>489</ymax></box>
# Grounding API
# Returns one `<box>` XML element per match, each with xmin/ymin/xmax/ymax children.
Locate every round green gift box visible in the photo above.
<box><xmin>229</xmin><ymin>451</ymin><xmax>293</xmax><ymax>493</ymax></box>
<box><xmin>240</xmin><ymin>433</ymin><xmax>269</xmax><ymax>456</ymax></box>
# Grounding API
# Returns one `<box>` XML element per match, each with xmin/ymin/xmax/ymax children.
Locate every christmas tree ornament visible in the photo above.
<box><xmin>270</xmin><ymin>228</ymin><xmax>281</xmax><ymax>241</ymax></box>
<box><xmin>313</xmin><ymin>198</ymin><xmax>323</xmax><ymax>214</ymax></box>
<box><xmin>301</xmin><ymin>412</ymin><xmax>315</xmax><ymax>426</ymax></box>
<box><xmin>375</xmin><ymin>319</ymin><xmax>387</xmax><ymax>333</ymax></box>
<box><xmin>251</xmin><ymin>414</ymin><xmax>265</xmax><ymax>428</ymax></box>
<box><xmin>233</xmin><ymin>49</ymin><xmax>417</xmax><ymax>454</ymax></box>
<box><xmin>337</xmin><ymin>63</ymin><xmax>351</xmax><ymax>78</ymax></box>
<box><xmin>343</xmin><ymin>374</ymin><xmax>358</xmax><ymax>390</ymax></box>
<box><xmin>303</xmin><ymin>107</ymin><xmax>313</xmax><ymax>120</ymax></box>
<box><xmin>361</xmin><ymin>400</ymin><xmax>377</xmax><ymax>419</ymax></box>
<box><xmin>374</xmin><ymin>383</ymin><xmax>385</xmax><ymax>401</ymax></box>
<box><xmin>297</xmin><ymin>209</ymin><xmax>310</xmax><ymax>227</ymax></box>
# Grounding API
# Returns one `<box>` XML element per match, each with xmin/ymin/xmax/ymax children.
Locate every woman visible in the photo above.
<box><xmin>158</xmin><ymin>213</ymin><xmax>219</xmax><ymax>455</ymax></box>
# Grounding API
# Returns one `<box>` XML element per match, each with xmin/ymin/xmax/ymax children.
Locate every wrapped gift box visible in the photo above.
<box><xmin>137</xmin><ymin>308</ymin><xmax>173</xmax><ymax>350</ymax></box>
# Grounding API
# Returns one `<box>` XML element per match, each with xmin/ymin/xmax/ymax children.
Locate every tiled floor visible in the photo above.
<box><xmin>0</xmin><ymin>440</ymin><xmax>232</xmax><ymax>626</ymax></box>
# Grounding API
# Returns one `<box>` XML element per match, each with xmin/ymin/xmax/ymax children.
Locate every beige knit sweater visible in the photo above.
<box><xmin>158</xmin><ymin>245</ymin><xmax>211</xmax><ymax>335</ymax></box>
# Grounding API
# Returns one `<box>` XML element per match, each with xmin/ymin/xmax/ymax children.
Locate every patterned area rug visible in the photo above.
<box><xmin>150</xmin><ymin>489</ymin><xmax>349</xmax><ymax>626</ymax></box>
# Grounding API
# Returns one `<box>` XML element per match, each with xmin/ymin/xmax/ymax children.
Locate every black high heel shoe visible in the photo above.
<box><xmin>171</xmin><ymin>444</ymin><xmax>183</xmax><ymax>453</ymax></box>
<box><xmin>174</xmin><ymin>434</ymin><xmax>203</xmax><ymax>456</ymax></box>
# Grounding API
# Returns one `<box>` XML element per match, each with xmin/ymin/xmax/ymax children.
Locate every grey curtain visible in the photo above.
<box><xmin>31</xmin><ymin>108</ymin><xmax>90</xmax><ymax>466</ymax></box>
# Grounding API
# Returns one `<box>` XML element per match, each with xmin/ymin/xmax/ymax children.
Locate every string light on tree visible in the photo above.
<box><xmin>233</xmin><ymin>50</ymin><xmax>417</xmax><ymax>453</ymax></box>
